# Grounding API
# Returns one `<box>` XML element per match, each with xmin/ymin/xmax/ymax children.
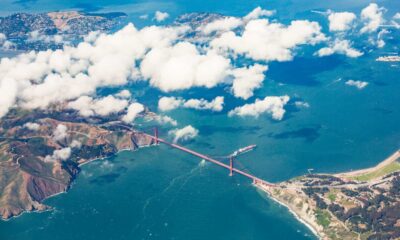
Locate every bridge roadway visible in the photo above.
<box><xmin>142</xmin><ymin>133</ymin><xmax>275</xmax><ymax>187</ymax></box>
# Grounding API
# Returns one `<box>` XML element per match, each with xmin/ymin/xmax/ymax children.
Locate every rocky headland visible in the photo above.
<box><xmin>0</xmin><ymin>107</ymin><xmax>153</xmax><ymax>220</ymax></box>
<box><xmin>257</xmin><ymin>151</ymin><xmax>400</xmax><ymax>240</ymax></box>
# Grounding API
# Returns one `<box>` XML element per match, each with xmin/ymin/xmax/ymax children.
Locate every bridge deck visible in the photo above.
<box><xmin>143</xmin><ymin>133</ymin><xmax>275</xmax><ymax>187</ymax></box>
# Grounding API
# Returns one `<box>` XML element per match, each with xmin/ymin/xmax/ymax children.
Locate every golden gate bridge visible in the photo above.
<box><xmin>141</xmin><ymin>127</ymin><xmax>276</xmax><ymax>187</ymax></box>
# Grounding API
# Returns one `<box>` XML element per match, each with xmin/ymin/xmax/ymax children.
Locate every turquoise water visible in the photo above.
<box><xmin>1</xmin><ymin>0</ymin><xmax>400</xmax><ymax>239</ymax></box>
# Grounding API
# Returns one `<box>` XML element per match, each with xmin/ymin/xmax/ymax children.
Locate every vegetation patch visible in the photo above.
<box><xmin>351</xmin><ymin>160</ymin><xmax>400</xmax><ymax>181</ymax></box>
<box><xmin>315</xmin><ymin>208</ymin><xmax>331</xmax><ymax>228</ymax></box>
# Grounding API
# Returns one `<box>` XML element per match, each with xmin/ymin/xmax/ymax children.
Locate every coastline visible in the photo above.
<box><xmin>255</xmin><ymin>184</ymin><xmax>322</xmax><ymax>240</ymax></box>
<box><xmin>334</xmin><ymin>150</ymin><xmax>400</xmax><ymax>178</ymax></box>
<box><xmin>1</xmin><ymin>144</ymin><xmax>156</xmax><ymax>221</ymax></box>
<box><xmin>255</xmin><ymin>149</ymin><xmax>400</xmax><ymax>240</ymax></box>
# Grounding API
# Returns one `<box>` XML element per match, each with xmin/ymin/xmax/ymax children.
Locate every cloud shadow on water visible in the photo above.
<box><xmin>12</xmin><ymin>0</ymin><xmax>37</xmax><ymax>6</ymax></box>
<box><xmin>197</xmin><ymin>125</ymin><xmax>262</xmax><ymax>136</ymax></box>
<box><xmin>268</xmin><ymin>56</ymin><xmax>343</xmax><ymax>86</ymax></box>
<box><xmin>89</xmin><ymin>173</ymin><xmax>121</xmax><ymax>185</ymax></box>
<box><xmin>73</xmin><ymin>3</ymin><xmax>103</xmax><ymax>12</ymax></box>
<box><xmin>265</xmin><ymin>125</ymin><xmax>321</xmax><ymax>143</ymax></box>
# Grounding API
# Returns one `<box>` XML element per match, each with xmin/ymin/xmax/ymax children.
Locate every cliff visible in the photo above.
<box><xmin>0</xmin><ymin>109</ymin><xmax>154</xmax><ymax>220</ymax></box>
<box><xmin>256</xmin><ymin>151</ymin><xmax>400</xmax><ymax>240</ymax></box>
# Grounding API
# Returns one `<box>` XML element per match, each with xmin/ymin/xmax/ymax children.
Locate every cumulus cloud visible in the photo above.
<box><xmin>0</xmin><ymin>23</ymin><xmax>186</xmax><ymax>118</ymax></box>
<box><xmin>115</xmin><ymin>90</ymin><xmax>131</xmax><ymax>99</ymax></box>
<box><xmin>360</xmin><ymin>3</ymin><xmax>385</xmax><ymax>33</ymax></box>
<box><xmin>122</xmin><ymin>102</ymin><xmax>144</xmax><ymax>123</ymax></box>
<box><xmin>158</xmin><ymin>96</ymin><xmax>224</xmax><ymax>112</ymax></box>
<box><xmin>141</xmin><ymin>42</ymin><xmax>231</xmax><ymax>92</ymax></box>
<box><xmin>0</xmin><ymin>33</ymin><xmax>14</xmax><ymax>50</ymax></box>
<box><xmin>228</xmin><ymin>95</ymin><xmax>290</xmax><ymax>120</ymax></box>
<box><xmin>230</xmin><ymin>64</ymin><xmax>268</xmax><ymax>99</ymax></box>
<box><xmin>0</xmin><ymin>78</ymin><xmax>17</xmax><ymax>118</ymax></box>
<box><xmin>154</xmin><ymin>11</ymin><xmax>169</xmax><ymax>22</ymax></box>
<box><xmin>70</xmin><ymin>140</ymin><xmax>82</xmax><ymax>149</ymax></box>
<box><xmin>345</xmin><ymin>80</ymin><xmax>368</xmax><ymax>89</ymax></box>
<box><xmin>294</xmin><ymin>101</ymin><xmax>310</xmax><ymax>108</ymax></box>
<box><xmin>158</xmin><ymin>96</ymin><xmax>184</xmax><ymax>111</ymax></box>
<box><xmin>375</xmin><ymin>29</ymin><xmax>388</xmax><ymax>48</ymax></box>
<box><xmin>243</xmin><ymin>7</ymin><xmax>275</xmax><ymax>21</ymax></box>
<box><xmin>139</xmin><ymin>14</ymin><xmax>149</xmax><ymax>20</ymax></box>
<box><xmin>183</xmin><ymin>96</ymin><xmax>224</xmax><ymax>111</ymax></box>
<box><xmin>23</xmin><ymin>122</ymin><xmax>40</xmax><ymax>131</ymax></box>
<box><xmin>169</xmin><ymin>125</ymin><xmax>199</xmax><ymax>143</ymax></box>
<box><xmin>211</xmin><ymin>19</ymin><xmax>326</xmax><ymax>61</ymax></box>
<box><xmin>198</xmin><ymin>17</ymin><xmax>243</xmax><ymax>35</ymax></box>
<box><xmin>53</xmin><ymin>124</ymin><xmax>68</xmax><ymax>142</ymax></box>
<box><xmin>45</xmin><ymin>147</ymin><xmax>71</xmax><ymax>162</ymax></box>
<box><xmin>328</xmin><ymin>11</ymin><xmax>356</xmax><ymax>32</ymax></box>
<box><xmin>68</xmin><ymin>95</ymin><xmax>128</xmax><ymax>117</ymax></box>
<box><xmin>316</xmin><ymin>39</ymin><xmax>363</xmax><ymax>58</ymax></box>
<box><xmin>28</xmin><ymin>31</ymin><xmax>65</xmax><ymax>44</ymax></box>
<box><xmin>156</xmin><ymin>115</ymin><xmax>178</xmax><ymax>126</ymax></box>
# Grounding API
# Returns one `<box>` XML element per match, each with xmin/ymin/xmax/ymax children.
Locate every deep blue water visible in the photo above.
<box><xmin>0</xmin><ymin>0</ymin><xmax>399</xmax><ymax>239</ymax></box>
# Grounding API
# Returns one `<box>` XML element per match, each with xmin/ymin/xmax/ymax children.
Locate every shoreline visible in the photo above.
<box><xmin>2</xmin><ymin>144</ymin><xmax>156</xmax><ymax>221</ymax></box>
<box><xmin>334</xmin><ymin>150</ymin><xmax>400</xmax><ymax>178</ymax></box>
<box><xmin>255</xmin><ymin>184</ymin><xmax>322</xmax><ymax>239</ymax></box>
<box><xmin>255</xmin><ymin>149</ymin><xmax>400</xmax><ymax>240</ymax></box>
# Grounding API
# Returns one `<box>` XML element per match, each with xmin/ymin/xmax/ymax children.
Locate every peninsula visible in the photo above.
<box><xmin>0</xmin><ymin>106</ymin><xmax>154</xmax><ymax>220</ymax></box>
<box><xmin>257</xmin><ymin>150</ymin><xmax>400</xmax><ymax>240</ymax></box>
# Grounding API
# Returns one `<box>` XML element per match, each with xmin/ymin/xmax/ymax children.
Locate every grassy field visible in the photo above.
<box><xmin>350</xmin><ymin>160</ymin><xmax>400</xmax><ymax>181</ymax></box>
<box><xmin>315</xmin><ymin>208</ymin><xmax>331</xmax><ymax>228</ymax></box>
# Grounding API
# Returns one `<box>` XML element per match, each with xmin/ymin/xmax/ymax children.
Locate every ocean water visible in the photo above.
<box><xmin>1</xmin><ymin>0</ymin><xmax>400</xmax><ymax>239</ymax></box>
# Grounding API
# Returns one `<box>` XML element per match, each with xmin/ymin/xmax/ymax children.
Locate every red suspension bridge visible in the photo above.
<box><xmin>140</xmin><ymin>128</ymin><xmax>275</xmax><ymax>187</ymax></box>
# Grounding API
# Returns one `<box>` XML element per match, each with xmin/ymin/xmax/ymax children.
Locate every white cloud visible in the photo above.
<box><xmin>24</xmin><ymin>122</ymin><xmax>40</xmax><ymax>131</ymax></box>
<box><xmin>360</xmin><ymin>3</ymin><xmax>385</xmax><ymax>33</ymax></box>
<box><xmin>158</xmin><ymin>96</ymin><xmax>224</xmax><ymax>112</ymax></box>
<box><xmin>345</xmin><ymin>80</ymin><xmax>368</xmax><ymax>89</ymax></box>
<box><xmin>198</xmin><ymin>17</ymin><xmax>243</xmax><ymax>35</ymax></box>
<box><xmin>141</xmin><ymin>42</ymin><xmax>231</xmax><ymax>91</ymax></box>
<box><xmin>84</xmin><ymin>31</ymin><xmax>101</xmax><ymax>43</ymax></box>
<box><xmin>228</xmin><ymin>95</ymin><xmax>290</xmax><ymax>120</ymax></box>
<box><xmin>115</xmin><ymin>89</ymin><xmax>131</xmax><ymax>99</ymax></box>
<box><xmin>183</xmin><ymin>96</ymin><xmax>224</xmax><ymax>111</ymax></box>
<box><xmin>211</xmin><ymin>19</ymin><xmax>326</xmax><ymax>62</ymax></box>
<box><xmin>156</xmin><ymin>115</ymin><xmax>178</xmax><ymax>126</ymax></box>
<box><xmin>328</xmin><ymin>11</ymin><xmax>356</xmax><ymax>32</ymax></box>
<box><xmin>53</xmin><ymin>124</ymin><xmax>68</xmax><ymax>142</ymax></box>
<box><xmin>316</xmin><ymin>39</ymin><xmax>363</xmax><ymax>58</ymax></box>
<box><xmin>158</xmin><ymin>96</ymin><xmax>184</xmax><ymax>111</ymax></box>
<box><xmin>0</xmin><ymin>33</ymin><xmax>14</xmax><ymax>50</ymax></box>
<box><xmin>122</xmin><ymin>102</ymin><xmax>144</xmax><ymax>123</ymax></box>
<box><xmin>243</xmin><ymin>7</ymin><xmax>275</xmax><ymax>21</ymax></box>
<box><xmin>230</xmin><ymin>64</ymin><xmax>268</xmax><ymax>99</ymax></box>
<box><xmin>0</xmin><ymin>78</ymin><xmax>17</xmax><ymax>118</ymax></box>
<box><xmin>0</xmin><ymin>23</ymin><xmax>185</xmax><ymax>118</ymax></box>
<box><xmin>45</xmin><ymin>147</ymin><xmax>71</xmax><ymax>162</ymax></box>
<box><xmin>2</xmin><ymin>41</ymin><xmax>14</xmax><ymax>50</ymax></box>
<box><xmin>139</xmin><ymin>14</ymin><xmax>149</xmax><ymax>20</ymax></box>
<box><xmin>68</xmin><ymin>95</ymin><xmax>128</xmax><ymax>117</ymax></box>
<box><xmin>375</xmin><ymin>29</ymin><xmax>388</xmax><ymax>48</ymax></box>
<box><xmin>169</xmin><ymin>125</ymin><xmax>199</xmax><ymax>143</ymax></box>
<box><xmin>28</xmin><ymin>31</ymin><xmax>65</xmax><ymax>44</ymax></box>
<box><xmin>70</xmin><ymin>140</ymin><xmax>82</xmax><ymax>149</ymax></box>
<box><xmin>154</xmin><ymin>11</ymin><xmax>169</xmax><ymax>22</ymax></box>
<box><xmin>294</xmin><ymin>101</ymin><xmax>310</xmax><ymax>108</ymax></box>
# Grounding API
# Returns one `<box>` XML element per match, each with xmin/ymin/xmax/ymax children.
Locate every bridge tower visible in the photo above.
<box><xmin>154</xmin><ymin>127</ymin><xmax>159</xmax><ymax>145</ymax></box>
<box><xmin>229</xmin><ymin>156</ymin><xmax>234</xmax><ymax>176</ymax></box>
